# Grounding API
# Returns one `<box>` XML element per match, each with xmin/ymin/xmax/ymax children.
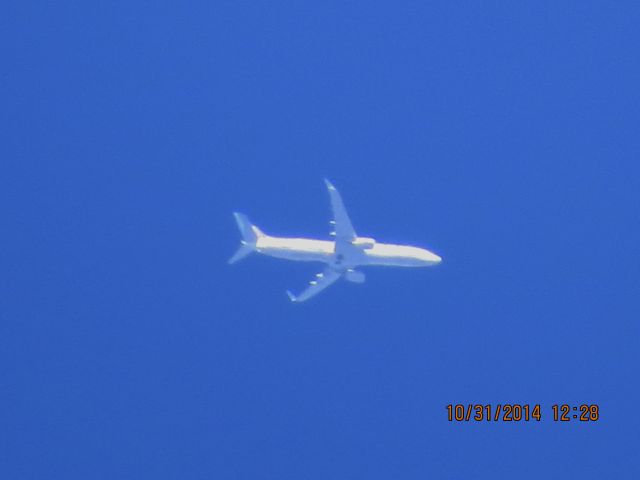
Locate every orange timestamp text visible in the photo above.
<box><xmin>446</xmin><ymin>404</ymin><xmax>600</xmax><ymax>422</ymax></box>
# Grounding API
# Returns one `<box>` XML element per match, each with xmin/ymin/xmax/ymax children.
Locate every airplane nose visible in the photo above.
<box><xmin>420</xmin><ymin>250</ymin><xmax>441</xmax><ymax>264</ymax></box>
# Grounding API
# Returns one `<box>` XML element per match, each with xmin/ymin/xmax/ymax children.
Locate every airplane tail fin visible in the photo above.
<box><xmin>228</xmin><ymin>212</ymin><xmax>265</xmax><ymax>264</ymax></box>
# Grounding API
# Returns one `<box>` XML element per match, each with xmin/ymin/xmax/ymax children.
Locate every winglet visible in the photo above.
<box><xmin>286</xmin><ymin>290</ymin><xmax>297</xmax><ymax>302</ymax></box>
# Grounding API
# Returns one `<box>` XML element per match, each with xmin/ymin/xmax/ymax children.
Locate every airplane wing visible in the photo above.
<box><xmin>325</xmin><ymin>179</ymin><xmax>357</xmax><ymax>242</ymax></box>
<box><xmin>286</xmin><ymin>267</ymin><xmax>342</xmax><ymax>303</ymax></box>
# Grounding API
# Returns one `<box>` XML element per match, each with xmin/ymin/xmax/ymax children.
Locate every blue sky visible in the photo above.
<box><xmin>3</xmin><ymin>1</ymin><xmax>640</xmax><ymax>478</ymax></box>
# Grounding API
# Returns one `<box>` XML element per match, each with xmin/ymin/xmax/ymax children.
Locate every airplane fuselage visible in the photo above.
<box><xmin>255</xmin><ymin>235</ymin><xmax>441</xmax><ymax>268</ymax></box>
<box><xmin>229</xmin><ymin>179</ymin><xmax>442</xmax><ymax>302</ymax></box>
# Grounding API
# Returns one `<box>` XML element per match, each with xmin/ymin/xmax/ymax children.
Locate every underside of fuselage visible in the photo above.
<box><xmin>256</xmin><ymin>235</ymin><xmax>440</xmax><ymax>268</ymax></box>
<box><xmin>256</xmin><ymin>236</ymin><xmax>334</xmax><ymax>262</ymax></box>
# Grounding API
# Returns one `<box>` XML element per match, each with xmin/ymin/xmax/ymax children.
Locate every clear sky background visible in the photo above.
<box><xmin>3</xmin><ymin>1</ymin><xmax>640</xmax><ymax>478</ymax></box>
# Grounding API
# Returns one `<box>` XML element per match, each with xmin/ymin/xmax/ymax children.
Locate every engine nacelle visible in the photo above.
<box><xmin>351</xmin><ymin>237</ymin><xmax>376</xmax><ymax>249</ymax></box>
<box><xmin>345</xmin><ymin>269</ymin><xmax>365</xmax><ymax>283</ymax></box>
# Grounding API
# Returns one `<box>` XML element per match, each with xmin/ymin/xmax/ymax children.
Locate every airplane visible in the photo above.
<box><xmin>228</xmin><ymin>179</ymin><xmax>442</xmax><ymax>302</ymax></box>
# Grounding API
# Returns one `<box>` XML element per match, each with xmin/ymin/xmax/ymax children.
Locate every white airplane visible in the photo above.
<box><xmin>229</xmin><ymin>179</ymin><xmax>442</xmax><ymax>302</ymax></box>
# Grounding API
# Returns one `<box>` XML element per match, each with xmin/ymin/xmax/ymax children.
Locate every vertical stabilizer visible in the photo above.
<box><xmin>228</xmin><ymin>212</ymin><xmax>264</xmax><ymax>264</ymax></box>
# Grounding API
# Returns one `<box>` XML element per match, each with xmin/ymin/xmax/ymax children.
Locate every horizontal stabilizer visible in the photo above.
<box><xmin>228</xmin><ymin>243</ymin><xmax>254</xmax><ymax>264</ymax></box>
<box><xmin>228</xmin><ymin>212</ymin><xmax>264</xmax><ymax>265</ymax></box>
<box><xmin>233</xmin><ymin>212</ymin><xmax>264</xmax><ymax>244</ymax></box>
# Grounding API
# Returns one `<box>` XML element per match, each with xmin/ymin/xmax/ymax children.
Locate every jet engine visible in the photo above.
<box><xmin>351</xmin><ymin>237</ymin><xmax>376</xmax><ymax>249</ymax></box>
<box><xmin>345</xmin><ymin>269</ymin><xmax>365</xmax><ymax>283</ymax></box>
